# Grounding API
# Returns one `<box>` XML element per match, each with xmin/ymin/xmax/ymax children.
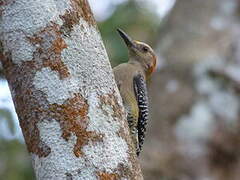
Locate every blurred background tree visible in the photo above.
<box><xmin>1</xmin><ymin>0</ymin><xmax>240</xmax><ymax>179</ymax></box>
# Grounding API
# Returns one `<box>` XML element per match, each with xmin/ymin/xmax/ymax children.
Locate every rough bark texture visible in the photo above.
<box><xmin>0</xmin><ymin>0</ymin><xmax>143</xmax><ymax>179</ymax></box>
<box><xmin>141</xmin><ymin>0</ymin><xmax>240</xmax><ymax>179</ymax></box>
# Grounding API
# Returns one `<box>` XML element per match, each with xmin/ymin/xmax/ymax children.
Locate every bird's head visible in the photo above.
<box><xmin>117</xmin><ymin>28</ymin><xmax>157</xmax><ymax>77</ymax></box>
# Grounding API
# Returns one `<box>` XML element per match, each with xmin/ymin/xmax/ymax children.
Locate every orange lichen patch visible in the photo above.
<box><xmin>1</xmin><ymin>5</ymin><xmax>108</xmax><ymax>161</ymax></box>
<box><xmin>28</xmin><ymin>23</ymin><xmax>70</xmax><ymax>79</ymax></box>
<box><xmin>49</xmin><ymin>93</ymin><xmax>104</xmax><ymax>157</ymax></box>
<box><xmin>60</xmin><ymin>0</ymin><xmax>96</xmax><ymax>35</ymax></box>
<box><xmin>99</xmin><ymin>91</ymin><xmax>125</xmax><ymax>121</ymax></box>
<box><xmin>100</xmin><ymin>91</ymin><xmax>142</xmax><ymax>179</ymax></box>
<box><xmin>2</xmin><ymin>55</ymin><xmax>102</xmax><ymax>158</ymax></box>
<box><xmin>77</xmin><ymin>0</ymin><xmax>96</xmax><ymax>26</ymax></box>
<box><xmin>1</xmin><ymin>52</ymin><xmax>51</xmax><ymax>157</ymax></box>
<box><xmin>18</xmin><ymin>88</ymin><xmax>51</xmax><ymax>158</ymax></box>
<box><xmin>42</xmin><ymin>58</ymin><xmax>69</xmax><ymax>79</ymax></box>
<box><xmin>99</xmin><ymin>91</ymin><xmax>130</xmax><ymax>144</ymax></box>
<box><xmin>51</xmin><ymin>37</ymin><xmax>67</xmax><ymax>54</ymax></box>
<box><xmin>1</xmin><ymin>22</ymin><xmax>72</xmax><ymax>156</ymax></box>
<box><xmin>1</xmin><ymin>20</ymin><xmax>102</xmax><ymax>158</ymax></box>
<box><xmin>60</xmin><ymin>10</ymin><xmax>78</xmax><ymax>36</ymax></box>
<box><xmin>97</xmin><ymin>172</ymin><xmax>119</xmax><ymax>180</ymax></box>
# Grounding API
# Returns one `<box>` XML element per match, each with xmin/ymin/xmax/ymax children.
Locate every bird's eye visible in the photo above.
<box><xmin>142</xmin><ymin>46</ymin><xmax>149</xmax><ymax>53</ymax></box>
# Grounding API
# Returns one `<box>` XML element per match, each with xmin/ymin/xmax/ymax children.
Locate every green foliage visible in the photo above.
<box><xmin>0</xmin><ymin>108</ymin><xmax>15</xmax><ymax>135</ymax></box>
<box><xmin>0</xmin><ymin>140</ymin><xmax>34</xmax><ymax>180</ymax></box>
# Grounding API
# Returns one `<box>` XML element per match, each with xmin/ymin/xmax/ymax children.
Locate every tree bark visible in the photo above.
<box><xmin>0</xmin><ymin>0</ymin><xmax>143</xmax><ymax>179</ymax></box>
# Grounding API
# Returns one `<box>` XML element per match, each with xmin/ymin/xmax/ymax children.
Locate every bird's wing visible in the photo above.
<box><xmin>133</xmin><ymin>74</ymin><xmax>149</xmax><ymax>155</ymax></box>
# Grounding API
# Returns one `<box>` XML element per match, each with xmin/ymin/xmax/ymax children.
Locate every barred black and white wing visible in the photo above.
<box><xmin>133</xmin><ymin>74</ymin><xmax>149</xmax><ymax>156</ymax></box>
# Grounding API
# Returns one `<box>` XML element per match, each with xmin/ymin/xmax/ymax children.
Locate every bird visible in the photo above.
<box><xmin>113</xmin><ymin>29</ymin><xmax>157</xmax><ymax>156</ymax></box>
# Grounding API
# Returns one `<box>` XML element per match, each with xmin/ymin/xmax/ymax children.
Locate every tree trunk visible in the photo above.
<box><xmin>0</xmin><ymin>0</ymin><xmax>143</xmax><ymax>179</ymax></box>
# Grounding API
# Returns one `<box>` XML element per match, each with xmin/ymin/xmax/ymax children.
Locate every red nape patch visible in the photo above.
<box><xmin>147</xmin><ymin>54</ymin><xmax>157</xmax><ymax>78</ymax></box>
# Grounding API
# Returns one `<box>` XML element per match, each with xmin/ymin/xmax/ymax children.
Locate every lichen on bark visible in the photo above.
<box><xmin>0</xmin><ymin>0</ymin><xmax>143</xmax><ymax>179</ymax></box>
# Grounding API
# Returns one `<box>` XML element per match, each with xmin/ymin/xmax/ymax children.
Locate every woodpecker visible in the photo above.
<box><xmin>113</xmin><ymin>29</ymin><xmax>157</xmax><ymax>156</ymax></box>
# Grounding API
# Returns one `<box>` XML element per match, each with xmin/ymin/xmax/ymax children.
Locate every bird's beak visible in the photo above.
<box><xmin>117</xmin><ymin>28</ymin><xmax>135</xmax><ymax>48</ymax></box>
